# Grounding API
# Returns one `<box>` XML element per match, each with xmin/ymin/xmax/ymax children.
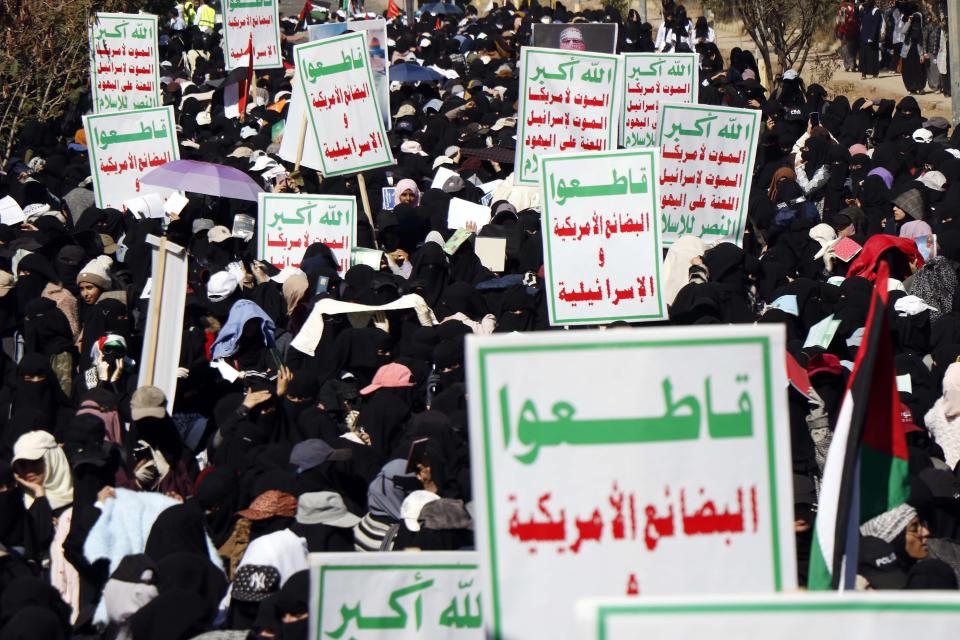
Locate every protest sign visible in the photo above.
<box><xmin>289</xmin><ymin>32</ymin><xmax>393</xmax><ymax>176</ymax></box>
<box><xmin>575</xmin><ymin>593</ymin><xmax>960</xmax><ymax>640</ymax></box>
<box><xmin>122</xmin><ymin>193</ymin><xmax>164</xmax><ymax>219</ymax></box>
<box><xmin>309</xmin><ymin>552</ymin><xmax>482</xmax><ymax>639</ymax></box>
<box><xmin>257</xmin><ymin>193</ymin><xmax>355</xmax><ymax>273</ymax></box>
<box><xmin>539</xmin><ymin>149</ymin><xmax>665</xmax><ymax>325</ymax></box>
<box><xmin>621</xmin><ymin>54</ymin><xmax>698</xmax><ymax>148</ymax></box>
<box><xmin>466</xmin><ymin>325</ymin><xmax>794</xmax><ymax>640</ymax></box>
<box><xmin>447</xmin><ymin>198</ymin><xmax>491</xmax><ymax>230</ymax></box>
<box><xmin>0</xmin><ymin>197</ymin><xmax>24</xmax><ymax>226</ymax></box>
<box><xmin>83</xmin><ymin>106</ymin><xmax>179</xmax><ymax>209</ymax></box>
<box><xmin>89</xmin><ymin>13</ymin><xmax>161</xmax><ymax>113</ymax></box>
<box><xmin>657</xmin><ymin>103</ymin><xmax>759</xmax><ymax>246</ymax></box>
<box><xmin>222</xmin><ymin>0</ymin><xmax>282</xmax><ymax>69</ymax></box>
<box><xmin>531</xmin><ymin>23</ymin><xmax>618</xmax><ymax>54</ymax></box>
<box><xmin>475</xmin><ymin>237</ymin><xmax>506</xmax><ymax>272</ymax></box>
<box><xmin>137</xmin><ymin>235</ymin><xmax>187</xmax><ymax>415</ymax></box>
<box><xmin>515</xmin><ymin>47</ymin><xmax>619</xmax><ymax>186</ymax></box>
<box><xmin>309</xmin><ymin>19</ymin><xmax>391</xmax><ymax>130</ymax></box>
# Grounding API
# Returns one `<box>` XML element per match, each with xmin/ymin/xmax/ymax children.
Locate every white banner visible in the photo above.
<box><xmin>514</xmin><ymin>47</ymin><xmax>620</xmax><ymax>186</ymax></box>
<box><xmin>89</xmin><ymin>13</ymin><xmax>161</xmax><ymax>113</ymax></box>
<box><xmin>539</xmin><ymin>149</ymin><xmax>665</xmax><ymax>325</ymax></box>
<box><xmin>576</xmin><ymin>593</ymin><xmax>960</xmax><ymax>640</ymax></box>
<box><xmin>621</xmin><ymin>53</ymin><xmax>698</xmax><ymax>148</ymax></box>
<box><xmin>286</xmin><ymin>32</ymin><xmax>393</xmax><ymax>176</ymax></box>
<box><xmin>83</xmin><ymin>106</ymin><xmax>179</xmax><ymax>209</ymax></box>
<box><xmin>657</xmin><ymin>103</ymin><xmax>760</xmax><ymax>247</ymax></box>
<box><xmin>257</xmin><ymin>193</ymin><xmax>355</xmax><ymax>273</ymax></box>
<box><xmin>222</xmin><ymin>0</ymin><xmax>282</xmax><ymax>69</ymax></box>
<box><xmin>309</xmin><ymin>552</ymin><xmax>482</xmax><ymax>639</ymax></box>
<box><xmin>466</xmin><ymin>325</ymin><xmax>795</xmax><ymax>640</ymax></box>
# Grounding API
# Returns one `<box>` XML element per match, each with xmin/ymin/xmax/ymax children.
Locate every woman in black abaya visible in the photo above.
<box><xmin>900</xmin><ymin>9</ymin><xmax>927</xmax><ymax>94</ymax></box>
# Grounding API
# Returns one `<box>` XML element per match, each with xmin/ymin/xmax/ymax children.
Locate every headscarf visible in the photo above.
<box><xmin>942</xmin><ymin>362</ymin><xmax>960</xmax><ymax>419</ymax></box>
<box><xmin>910</xmin><ymin>257</ymin><xmax>956</xmax><ymax>322</ymax></box>
<box><xmin>662</xmin><ymin>236</ymin><xmax>706</xmax><ymax>305</ymax></box>
<box><xmin>395</xmin><ymin>178</ymin><xmax>421</xmax><ymax>206</ymax></box>
<box><xmin>367</xmin><ymin>459</ymin><xmax>413</xmax><ymax>520</ymax></box>
<box><xmin>282</xmin><ymin>273</ymin><xmax>309</xmax><ymax>317</ymax></box>
<box><xmin>12</xmin><ymin>430</ymin><xmax>74</xmax><ymax>509</ymax></box>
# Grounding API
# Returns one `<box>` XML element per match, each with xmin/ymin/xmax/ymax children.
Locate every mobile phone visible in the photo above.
<box><xmin>405</xmin><ymin>437</ymin><xmax>430</xmax><ymax>473</ymax></box>
<box><xmin>809</xmin><ymin>112</ymin><xmax>820</xmax><ymax>127</ymax></box>
<box><xmin>315</xmin><ymin>275</ymin><xmax>330</xmax><ymax>295</ymax></box>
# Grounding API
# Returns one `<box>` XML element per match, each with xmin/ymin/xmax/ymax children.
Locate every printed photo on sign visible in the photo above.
<box><xmin>531</xmin><ymin>23</ymin><xmax>618</xmax><ymax>54</ymax></box>
<box><xmin>657</xmin><ymin>103</ymin><xmax>759</xmax><ymax>247</ymax></box>
<box><xmin>539</xmin><ymin>149</ymin><xmax>666</xmax><ymax>325</ymax></box>
<box><xmin>466</xmin><ymin>326</ymin><xmax>795</xmax><ymax>640</ymax></box>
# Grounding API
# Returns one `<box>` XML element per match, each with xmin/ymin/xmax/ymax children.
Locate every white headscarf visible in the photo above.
<box><xmin>12</xmin><ymin>430</ymin><xmax>74</xmax><ymax>510</ymax></box>
<box><xmin>662</xmin><ymin>236</ymin><xmax>706</xmax><ymax>305</ymax></box>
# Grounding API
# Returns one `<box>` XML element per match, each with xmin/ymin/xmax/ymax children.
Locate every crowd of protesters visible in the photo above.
<box><xmin>1</xmin><ymin>0</ymin><xmax>960</xmax><ymax>638</ymax></box>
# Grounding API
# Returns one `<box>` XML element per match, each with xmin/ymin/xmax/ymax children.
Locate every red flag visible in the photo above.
<box><xmin>239</xmin><ymin>33</ymin><xmax>254</xmax><ymax>116</ymax></box>
<box><xmin>435</xmin><ymin>16</ymin><xmax>442</xmax><ymax>29</ymax></box>
<box><xmin>297</xmin><ymin>0</ymin><xmax>312</xmax><ymax>21</ymax></box>
<box><xmin>387</xmin><ymin>0</ymin><xmax>401</xmax><ymax>18</ymax></box>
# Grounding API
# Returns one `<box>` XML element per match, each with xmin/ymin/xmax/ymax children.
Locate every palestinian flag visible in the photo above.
<box><xmin>808</xmin><ymin>261</ymin><xmax>910</xmax><ymax>589</ymax></box>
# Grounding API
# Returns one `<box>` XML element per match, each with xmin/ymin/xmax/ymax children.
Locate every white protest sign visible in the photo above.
<box><xmin>447</xmin><ymin>198</ymin><xmax>491</xmax><ymax>230</ymax></box>
<box><xmin>0</xmin><ymin>197</ymin><xmax>25</xmax><ymax>226</ymax></box>
<box><xmin>352</xmin><ymin>247</ymin><xmax>384</xmax><ymax>268</ymax></box>
<box><xmin>466</xmin><ymin>325</ymin><xmax>794</xmax><ymax>640</ymax></box>
<box><xmin>257</xmin><ymin>193</ymin><xmax>355</xmax><ymax>274</ymax></box>
<box><xmin>83</xmin><ymin>106</ymin><xmax>179</xmax><ymax>209</ymax></box>
<box><xmin>475</xmin><ymin>237</ymin><xmax>506</xmax><ymax>272</ymax></box>
<box><xmin>515</xmin><ymin>47</ymin><xmax>620</xmax><ymax>186</ymax></box>
<box><xmin>657</xmin><ymin>103</ymin><xmax>759</xmax><ymax>247</ymax></box>
<box><xmin>431</xmin><ymin>166</ymin><xmax>458</xmax><ymax>190</ymax></box>
<box><xmin>89</xmin><ymin>13</ymin><xmax>161</xmax><ymax>113</ymax></box>
<box><xmin>122</xmin><ymin>193</ymin><xmax>164</xmax><ymax>219</ymax></box>
<box><xmin>222</xmin><ymin>0</ymin><xmax>282</xmax><ymax>69</ymax></box>
<box><xmin>539</xmin><ymin>149</ymin><xmax>665</xmax><ymax>325</ymax></box>
<box><xmin>575</xmin><ymin>593</ymin><xmax>960</xmax><ymax>640</ymax></box>
<box><xmin>137</xmin><ymin>236</ymin><xmax>187</xmax><ymax>415</ymax></box>
<box><xmin>621</xmin><ymin>54</ymin><xmax>698</xmax><ymax>148</ymax></box>
<box><xmin>164</xmin><ymin>192</ymin><xmax>190</xmax><ymax>217</ymax></box>
<box><xmin>309</xmin><ymin>552</ymin><xmax>482</xmax><ymax>640</ymax></box>
<box><xmin>287</xmin><ymin>32</ymin><xmax>393</xmax><ymax>176</ymax></box>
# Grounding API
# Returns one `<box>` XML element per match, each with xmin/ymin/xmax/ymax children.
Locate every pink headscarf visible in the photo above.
<box><xmin>395</xmin><ymin>178</ymin><xmax>420</xmax><ymax>206</ymax></box>
<box><xmin>77</xmin><ymin>400</ymin><xmax>123</xmax><ymax>446</ymax></box>
<box><xmin>899</xmin><ymin>220</ymin><xmax>932</xmax><ymax>240</ymax></box>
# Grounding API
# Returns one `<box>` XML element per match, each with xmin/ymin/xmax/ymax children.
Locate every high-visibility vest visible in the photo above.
<box><xmin>197</xmin><ymin>4</ymin><xmax>216</xmax><ymax>30</ymax></box>
<box><xmin>180</xmin><ymin>2</ymin><xmax>196</xmax><ymax>24</ymax></box>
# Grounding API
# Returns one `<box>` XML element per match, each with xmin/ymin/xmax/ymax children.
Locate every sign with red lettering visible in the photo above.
<box><xmin>223</xmin><ymin>0</ymin><xmax>282</xmax><ymax>69</ymax></box>
<box><xmin>89</xmin><ymin>13</ymin><xmax>161</xmax><ymax>113</ymax></box>
<box><xmin>83</xmin><ymin>106</ymin><xmax>179</xmax><ymax>209</ymax></box>
<box><xmin>257</xmin><ymin>193</ymin><xmax>355</xmax><ymax>274</ymax></box>
<box><xmin>466</xmin><ymin>325</ymin><xmax>795</xmax><ymax>640</ymax></box>
<box><xmin>657</xmin><ymin>103</ymin><xmax>760</xmax><ymax>247</ymax></box>
<box><xmin>539</xmin><ymin>149</ymin><xmax>666</xmax><ymax>325</ymax></box>
<box><xmin>515</xmin><ymin>47</ymin><xmax>620</xmax><ymax>186</ymax></box>
<box><xmin>621</xmin><ymin>53</ymin><xmax>698</xmax><ymax>148</ymax></box>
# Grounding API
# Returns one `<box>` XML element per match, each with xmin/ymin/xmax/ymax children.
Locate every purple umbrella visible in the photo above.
<box><xmin>139</xmin><ymin>159</ymin><xmax>264</xmax><ymax>202</ymax></box>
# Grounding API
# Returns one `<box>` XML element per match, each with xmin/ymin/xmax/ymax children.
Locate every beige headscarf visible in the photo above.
<box><xmin>282</xmin><ymin>273</ymin><xmax>309</xmax><ymax>317</ymax></box>
<box><xmin>12</xmin><ymin>430</ymin><xmax>74</xmax><ymax>509</ymax></box>
<box><xmin>662</xmin><ymin>236</ymin><xmax>706</xmax><ymax>306</ymax></box>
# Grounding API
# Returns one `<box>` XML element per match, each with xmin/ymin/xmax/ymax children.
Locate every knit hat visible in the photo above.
<box><xmin>859</xmin><ymin>503</ymin><xmax>917</xmax><ymax>542</ymax></box>
<box><xmin>232</xmin><ymin>565</ymin><xmax>280</xmax><ymax>602</ymax></box>
<box><xmin>131</xmin><ymin>386</ymin><xmax>167</xmax><ymax>421</ymax></box>
<box><xmin>295</xmin><ymin>492</ymin><xmax>360</xmax><ymax>527</ymax></box>
<box><xmin>360</xmin><ymin>363</ymin><xmax>416</xmax><ymax>396</ymax></box>
<box><xmin>77</xmin><ymin>255</ymin><xmax>113</xmax><ymax>290</ymax></box>
<box><xmin>237</xmin><ymin>489</ymin><xmax>298</xmax><ymax>520</ymax></box>
<box><xmin>892</xmin><ymin>188</ymin><xmax>924</xmax><ymax>220</ymax></box>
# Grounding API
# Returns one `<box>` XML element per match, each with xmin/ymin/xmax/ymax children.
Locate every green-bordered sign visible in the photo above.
<box><xmin>656</xmin><ymin>103</ymin><xmax>759</xmax><ymax>247</ymax></box>
<box><xmin>222</xmin><ymin>0</ymin><xmax>282</xmax><ymax>70</ymax></box>
<box><xmin>291</xmin><ymin>32</ymin><xmax>394</xmax><ymax>177</ymax></box>
<box><xmin>621</xmin><ymin>53</ymin><xmax>698</xmax><ymax>148</ymax></box>
<box><xmin>576</xmin><ymin>593</ymin><xmax>960</xmax><ymax>639</ymax></box>
<box><xmin>514</xmin><ymin>46</ymin><xmax>620</xmax><ymax>186</ymax></box>
<box><xmin>539</xmin><ymin>148</ymin><xmax>665</xmax><ymax>325</ymax></box>
<box><xmin>309</xmin><ymin>552</ymin><xmax>482</xmax><ymax>639</ymax></box>
<box><xmin>83</xmin><ymin>106</ymin><xmax>179</xmax><ymax>209</ymax></box>
<box><xmin>89</xmin><ymin>13</ymin><xmax>161</xmax><ymax>113</ymax></box>
<box><xmin>466</xmin><ymin>326</ymin><xmax>795</xmax><ymax>640</ymax></box>
<box><xmin>257</xmin><ymin>193</ymin><xmax>356</xmax><ymax>274</ymax></box>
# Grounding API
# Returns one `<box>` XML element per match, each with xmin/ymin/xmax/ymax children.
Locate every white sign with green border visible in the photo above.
<box><xmin>656</xmin><ymin>103</ymin><xmax>759</xmax><ymax>247</ymax></box>
<box><xmin>621</xmin><ymin>53</ymin><xmax>698</xmax><ymax>148</ymax></box>
<box><xmin>89</xmin><ymin>13</ymin><xmax>161</xmax><ymax>113</ymax></box>
<box><xmin>575</xmin><ymin>593</ymin><xmax>960</xmax><ymax>639</ymax></box>
<box><xmin>539</xmin><ymin>148</ymin><xmax>665</xmax><ymax>325</ymax></box>
<box><xmin>514</xmin><ymin>46</ymin><xmax>620</xmax><ymax>186</ymax></box>
<box><xmin>257</xmin><ymin>193</ymin><xmax>356</xmax><ymax>275</ymax></box>
<box><xmin>222</xmin><ymin>0</ymin><xmax>283</xmax><ymax>70</ymax></box>
<box><xmin>291</xmin><ymin>32</ymin><xmax>393</xmax><ymax>177</ymax></box>
<box><xmin>466</xmin><ymin>325</ymin><xmax>795</xmax><ymax>640</ymax></box>
<box><xmin>83</xmin><ymin>106</ymin><xmax>179</xmax><ymax>209</ymax></box>
<box><xmin>308</xmin><ymin>551</ymin><xmax>482</xmax><ymax>639</ymax></box>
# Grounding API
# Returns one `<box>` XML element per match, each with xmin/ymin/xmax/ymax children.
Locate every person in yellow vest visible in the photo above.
<box><xmin>194</xmin><ymin>0</ymin><xmax>216</xmax><ymax>34</ymax></box>
<box><xmin>179</xmin><ymin>0</ymin><xmax>197</xmax><ymax>27</ymax></box>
